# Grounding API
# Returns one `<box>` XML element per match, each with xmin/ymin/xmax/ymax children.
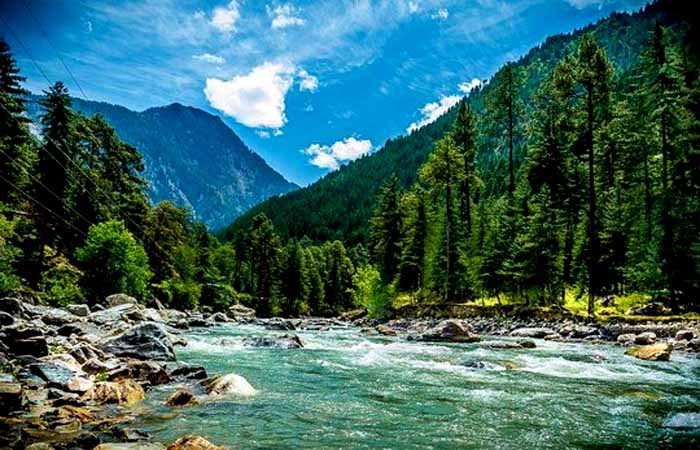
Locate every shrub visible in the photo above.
<box><xmin>156</xmin><ymin>277</ymin><xmax>201</xmax><ymax>311</ymax></box>
<box><xmin>39</xmin><ymin>246</ymin><xmax>83</xmax><ymax>306</ymax></box>
<box><xmin>353</xmin><ymin>265</ymin><xmax>392</xmax><ymax>319</ymax></box>
<box><xmin>76</xmin><ymin>220</ymin><xmax>151</xmax><ymax>302</ymax></box>
<box><xmin>0</xmin><ymin>215</ymin><xmax>21</xmax><ymax>296</ymax></box>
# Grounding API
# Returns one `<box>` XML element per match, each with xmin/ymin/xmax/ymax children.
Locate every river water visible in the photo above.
<box><xmin>138</xmin><ymin>323</ymin><xmax>700</xmax><ymax>449</ymax></box>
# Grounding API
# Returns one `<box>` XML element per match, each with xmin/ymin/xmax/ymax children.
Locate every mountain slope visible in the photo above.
<box><xmin>27</xmin><ymin>99</ymin><xmax>297</xmax><ymax>228</ymax></box>
<box><xmin>224</xmin><ymin>0</ymin><xmax>692</xmax><ymax>245</ymax></box>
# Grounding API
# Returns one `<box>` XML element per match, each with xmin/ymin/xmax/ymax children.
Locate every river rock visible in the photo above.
<box><xmin>165</xmin><ymin>389</ymin><xmax>198</xmax><ymax>407</ymax></box>
<box><xmin>0</xmin><ymin>296</ymin><xmax>28</xmax><ymax>316</ymax></box>
<box><xmin>625</xmin><ymin>343</ymin><xmax>673</xmax><ymax>361</ymax></box>
<box><xmin>634</xmin><ymin>332</ymin><xmax>657</xmax><ymax>345</ymax></box>
<box><xmin>66</xmin><ymin>304</ymin><xmax>90</xmax><ymax>317</ymax></box>
<box><xmin>485</xmin><ymin>339</ymin><xmax>536</xmax><ymax>349</ymax></box>
<box><xmin>27</xmin><ymin>360</ymin><xmax>92</xmax><ymax>393</ymax></box>
<box><xmin>616</xmin><ymin>333</ymin><xmax>636</xmax><ymax>344</ymax></box>
<box><xmin>417</xmin><ymin>320</ymin><xmax>481</xmax><ymax>343</ymax></box>
<box><xmin>70</xmin><ymin>343</ymin><xmax>106</xmax><ymax>364</ymax></box>
<box><xmin>106</xmin><ymin>293</ymin><xmax>138</xmax><ymax>307</ymax></box>
<box><xmin>95</xmin><ymin>444</ymin><xmax>166</xmax><ymax>450</ymax></box>
<box><xmin>509</xmin><ymin>327</ymin><xmax>555</xmax><ymax>338</ymax></box>
<box><xmin>127</xmin><ymin>360</ymin><xmax>171</xmax><ymax>385</ymax></box>
<box><xmin>265</xmin><ymin>318</ymin><xmax>296</xmax><ymax>331</ymax></box>
<box><xmin>241</xmin><ymin>334</ymin><xmax>304</xmax><ymax>349</ymax></box>
<box><xmin>376</xmin><ymin>325</ymin><xmax>397</xmax><ymax>336</ymax></box>
<box><xmin>11</xmin><ymin>336</ymin><xmax>49</xmax><ymax>357</ymax></box>
<box><xmin>675</xmin><ymin>329</ymin><xmax>694</xmax><ymax>341</ymax></box>
<box><xmin>167</xmin><ymin>435</ymin><xmax>225</xmax><ymax>450</ymax></box>
<box><xmin>0</xmin><ymin>381</ymin><xmax>25</xmax><ymax>410</ymax></box>
<box><xmin>166</xmin><ymin>363</ymin><xmax>208</xmax><ymax>381</ymax></box>
<box><xmin>99</xmin><ymin>323</ymin><xmax>176</xmax><ymax>361</ymax></box>
<box><xmin>90</xmin><ymin>303</ymin><xmax>142</xmax><ymax>324</ymax></box>
<box><xmin>228</xmin><ymin>303</ymin><xmax>255</xmax><ymax>319</ymax></box>
<box><xmin>202</xmin><ymin>373</ymin><xmax>257</xmax><ymax>397</ymax></box>
<box><xmin>82</xmin><ymin>379</ymin><xmax>145</xmax><ymax>405</ymax></box>
<box><xmin>209</xmin><ymin>312</ymin><xmax>229</xmax><ymax>323</ymax></box>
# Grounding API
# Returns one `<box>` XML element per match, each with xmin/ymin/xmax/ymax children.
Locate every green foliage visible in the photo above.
<box><xmin>370</xmin><ymin>174</ymin><xmax>402</xmax><ymax>283</ymax></box>
<box><xmin>156</xmin><ymin>277</ymin><xmax>201</xmax><ymax>311</ymax></box>
<box><xmin>76</xmin><ymin>220</ymin><xmax>151</xmax><ymax>302</ymax></box>
<box><xmin>0</xmin><ymin>214</ymin><xmax>22</xmax><ymax>296</ymax></box>
<box><xmin>353</xmin><ymin>265</ymin><xmax>391</xmax><ymax>319</ymax></box>
<box><xmin>38</xmin><ymin>246</ymin><xmax>83</xmax><ymax>306</ymax></box>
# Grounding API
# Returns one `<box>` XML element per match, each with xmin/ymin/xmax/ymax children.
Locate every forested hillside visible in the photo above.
<box><xmin>25</xmin><ymin>97</ymin><xmax>297</xmax><ymax>229</ymax></box>
<box><xmin>225</xmin><ymin>0</ymin><xmax>694</xmax><ymax>245</ymax></box>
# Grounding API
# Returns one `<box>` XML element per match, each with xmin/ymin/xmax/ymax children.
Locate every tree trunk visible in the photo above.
<box><xmin>586</xmin><ymin>85</ymin><xmax>597</xmax><ymax>318</ymax></box>
<box><xmin>508</xmin><ymin>100</ymin><xmax>515</xmax><ymax>194</ymax></box>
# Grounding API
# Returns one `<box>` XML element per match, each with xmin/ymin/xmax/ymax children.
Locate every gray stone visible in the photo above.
<box><xmin>417</xmin><ymin>320</ymin><xmax>481</xmax><ymax>343</ymax></box>
<box><xmin>663</xmin><ymin>413</ymin><xmax>700</xmax><ymax>430</ymax></box>
<box><xmin>0</xmin><ymin>311</ymin><xmax>14</xmax><ymax>326</ymax></box>
<box><xmin>106</xmin><ymin>293</ymin><xmax>138</xmax><ymax>307</ymax></box>
<box><xmin>99</xmin><ymin>323</ymin><xmax>176</xmax><ymax>361</ymax></box>
<box><xmin>675</xmin><ymin>329</ymin><xmax>695</xmax><ymax>341</ymax></box>
<box><xmin>616</xmin><ymin>333</ymin><xmax>636</xmax><ymax>344</ymax></box>
<box><xmin>67</xmin><ymin>304</ymin><xmax>90</xmax><ymax>317</ymax></box>
<box><xmin>634</xmin><ymin>331</ymin><xmax>656</xmax><ymax>345</ymax></box>
<box><xmin>509</xmin><ymin>327</ymin><xmax>555</xmax><ymax>339</ymax></box>
<box><xmin>228</xmin><ymin>303</ymin><xmax>255</xmax><ymax>318</ymax></box>
<box><xmin>240</xmin><ymin>334</ymin><xmax>305</xmax><ymax>349</ymax></box>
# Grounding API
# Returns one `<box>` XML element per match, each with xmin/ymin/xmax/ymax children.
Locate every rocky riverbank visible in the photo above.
<box><xmin>2</xmin><ymin>295</ymin><xmax>698</xmax><ymax>449</ymax></box>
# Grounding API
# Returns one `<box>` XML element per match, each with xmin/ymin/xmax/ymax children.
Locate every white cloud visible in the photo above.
<box><xmin>297</xmin><ymin>69</ymin><xmax>318</xmax><ymax>91</ymax></box>
<box><xmin>268</xmin><ymin>4</ymin><xmax>305</xmax><ymax>29</ymax></box>
<box><xmin>408</xmin><ymin>1</ymin><xmax>419</xmax><ymax>14</ymax></box>
<box><xmin>565</xmin><ymin>0</ymin><xmax>608</xmax><ymax>9</ymax></box>
<box><xmin>407</xmin><ymin>95</ymin><xmax>461</xmax><ymax>133</ymax></box>
<box><xmin>204</xmin><ymin>62</ymin><xmax>318</xmax><ymax>129</ymax></box>
<box><xmin>204</xmin><ymin>62</ymin><xmax>295</xmax><ymax>129</ymax></box>
<box><xmin>193</xmin><ymin>53</ymin><xmax>226</xmax><ymax>64</ymax></box>
<box><xmin>304</xmin><ymin>137</ymin><xmax>373</xmax><ymax>170</ymax></box>
<box><xmin>211</xmin><ymin>1</ymin><xmax>240</xmax><ymax>32</ymax></box>
<box><xmin>431</xmin><ymin>8</ymin><xmax>449</xmax><ymax>20</ymax></box>
<box><xmin>256</xmin><ymin>130</ymin><xmax>271</xmax><ymax>138</ymax></box>
<box><xmin>458</xmin><ymin>78</ymin><xmax>482</xmax><ymax>94</ymax></box>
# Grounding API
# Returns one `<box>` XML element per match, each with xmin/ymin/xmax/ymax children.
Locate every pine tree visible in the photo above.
<box><xmin>397</xmin><ymin>189</ymin><xmax>426</xmax><ymax>292</ymax></box>
<box><xmin>572</xmin><ymin>33</ymin><xmax>612</xmax><ymax>316</ymax></box>
<box><xmin>249</xmin><ymin>213</ymin><xmax>282</xmax><ymax>316</ymax></box>
<box><xmin>453</xmin><ymin>101</ymin><xmax>478</xmax><ymax>237</ymax></box>
<box><xmin>0</xmin><ymin>38</ymin><xmax>32</xmax><ymax>206</ymax></box>
<box><xmin>420</xmin><ymin>135</ymin><xmax>463</xmax><ymax>301</ymax></box>
<box><xmin>488</xmin><ymin>62</ymin><xmax>522</xmax><ymax>194</ymax></box>
<box><xmin>35</xmin><ymin>82</ymin><xmax>75</xmax><ymax>251</ymax></box>
<box><xmin>369</xmin><ymin>174</ymin><xmax>402</xmax><ymax>283</ymax></box>
<box><xmin>322</xmin><ymin>240</ymin><xmax>354</xmax><ymax>314</ymax></box>
<box><xmin>280</xmin><ymin>242</ymin><xmax>311</xmax><ymax>316</ymax></box>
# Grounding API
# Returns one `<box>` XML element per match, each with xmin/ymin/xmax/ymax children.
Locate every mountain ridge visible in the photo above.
<box><xmin>26</xmin><ymin>96</ymin><xmax>298</xmax><ymax>228</ymax></box>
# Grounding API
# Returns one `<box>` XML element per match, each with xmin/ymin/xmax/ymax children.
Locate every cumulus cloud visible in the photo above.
<box><xmin>205</xmin><ymin>62</ymin><xmax>295</xmax><ymax>129</ymax></box>
<box><xmin>458</xmin><ymin>78</ymin><xmax>482</xmax><ymax>94</ymax></box>
<box><xmin>304</xmin><ymin>137</ymin><xmax>373</xmax><ymax>170</ymax></box>
<box><xmin>268</xmin><ymin>3</ymin><xmax>305</xmax><ymax>29</ymax></box>
<box><xmin>408</xmin><ymin>1</ymin><xmax>419</xmax><ymax>14</ymax></box>
<box><xmin>565</xmin><ymin>0</ymin><xmax>608</xmax><ymax>9</ymax></box>
<box><xmin>407</xmin><ymin>95</ymin><xmax>461</xmax><ymax>133</ymax></box>
<box><xmin>297</xmin><ymin>69</ymin><xmax>318</xmax><ymax>91</ymax></box>
<box><xmin>193</xmin><ymin>53</ymin><xmax>226</xmax><ymax>64</ymax></box>
<box><xmin>211</xmin><ymin>1</ymin><xmax>240</xmax><ymax>32</ymax></box>
<box><xmin>431</xmin><ymin>8</ymin><xmax>449</xmax><ymax>20</ymax></box>
<box><xmin>204</xmin><ymin>62</ymin><xmax>318</xmax><ymax>129</ymax></box>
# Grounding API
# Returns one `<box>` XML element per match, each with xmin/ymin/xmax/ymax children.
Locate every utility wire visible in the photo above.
<box><xmin>0</xmin><ymin>171</ymin><xmax>87</xmax><ymax>238</ymax></box>
<box><xmin>0</xmin><ymin>12</ymin><xmax>54</xmax><ymax>88</ymax></box>
<box><xmin>21</xmin><ymin>0</ymin><xmax>90</xmax><ymax>101</ymax></box>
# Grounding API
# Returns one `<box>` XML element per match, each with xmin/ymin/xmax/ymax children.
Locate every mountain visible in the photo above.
<box><xmin>224</xmin><ymin>0</ymin><xmax>694</xmax><ymax>245</ymax></box>
<box><xmin>26</xmin><ymin>99</ymin><xmax>297</xmax><ymax>228</ymax></box>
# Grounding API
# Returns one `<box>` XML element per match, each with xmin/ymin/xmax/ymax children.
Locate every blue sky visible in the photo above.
<box><xmin>1</xmin><ymin>0</ymin><xmax>647</xmax><ymax>186</ymax></box>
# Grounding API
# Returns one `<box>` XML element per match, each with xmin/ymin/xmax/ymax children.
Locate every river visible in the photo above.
<box><xmin>136</xmin><ymin>323</ymin><xmax>700</xmax><ymax>449</ymax></box>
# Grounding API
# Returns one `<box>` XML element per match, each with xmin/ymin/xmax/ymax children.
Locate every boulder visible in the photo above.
<box><xmin>663</xmin><ymin>412</ymin><xmax>700</xmax><ymax>430</ymax></box>
<box><xmin>209</xmin><ymin>312</ymin><xmax>229</xmax><ymax>323</ymax></box>
<box><xmin>417</xmin><ymin>320</ymin><xmax>481</xmax><ymax>343</ymax></box>
<box><xmin>167</xmin><ymin>435</ymin><xmax>225</xmax><ymax>450</ymax></box>
<box><xmin>675</xmin><ymin>329</ymin><xmax>695</xmax><ymax>342</ymax></box>
<box><xmin>81</xmin><ymin>379</ymin><xmax>145</xmax><ymax>405</ymax></box>
<box><xmin>634</xmin><ymin>332</ymin><xmax>657</xmax><ymax>345</ymax></box>
<box><xmin>240</xmin><ymin>334</ymin><xmax>304</xmax><ymax>349</ymax></box>
<box><xmin>165</xmin><ymin>389</ymin><xmax>198</xmax><ymax>407</ymax></box>
<box><xmin>485</xmin><ymin>339</ymin><xmax>536</xmax><ymax>350</ymax></box>
<box><xmin>70</xmin><ymin>343</ymin><xmax>106</xmax><ymax>364</ymax></box>
<box><xmin>95</xmin><ymin>444</ymin><xmax>166</xmax><ymax>450</ymax></box>
<box><xmin>66</xmin><ymin>304</ymin><xmax>90</xmax><ymax>317</ymax></box>
<box><xmin>265</xmin><ymin>318</ymin><xmax>296</xmax><ymax>331</ymax></box>
<box><xmin>89</xmin><ymin>303</ymin><xmax>142</xmax><ymax>325</ymax></box>
<box><xmin>166</xmin><ymin>363</ymin><xmax>208</xmax><ymax>381</ymax></box>
<box><xmin>127</xmin><ymin>360</ymin><xmax>171</xmax><ymax>385</ymax></box>
<box><xmin>376</xmin><ymin>325</ymin><xmax>397</xmax><ymax>336</ymax></box>
<box><xmin>626</xmin><ymin>302</ymin><xmax>670</xmax><ymax>316</ymax></box>
<box><xmin>27</xmin><ymin>360</ymin><xmax>92</xmax><ymax>393</ymax></box>
<box><xmin>228</xmin><ymin>303</ymin><xmax>255</xmax><ymax>319</ymax></box>
<box><xmin>99</xmin><ymin>323</ymin><xmax>176</xmax><ymax>361</ymax></box>
<box><xmin>509</xmin><ymin>327</ymin><xmax>555</xmax><ymax>339</ymax></box>
<box><xmin>106</xmin><ymin>293</ymin><xmax>138</xmax><ymax>307</ymax></box>
<box><xmin>36</xmin><ymin>306</ymin><xmax>78</xmax><ymax>326</ymax></box>
<box><xmin>625</xmin><ymin>343</ymin><xmax>673</xmax><ymax>361</ymax></box>
<box><xmin>544</xmin><ymin>333</ymin><xmax>562</xmax><ymax>341</ymax></box>
<box><xmin>0</xmin><ymin>381</ymin><xmax>25</xmax><ymax>410</ymax></box>
<box><xmin>688</xmin><ymin>338</ymin><xmax>700</xmax><ymax>352</ymax></box>
<box><xmin>10</xmin><ymin>336</ymin><xmax>49</xmax><ymax>357</ymax></box>
<box><xmin>616</xmin><ymin>333</ymin><xmax>636</xmax><ymax>344</ymax></box>
<box><xmin>0</xmin><ymin>296</ymin><xmax>28</xmax><ymax>316</ymax></box>
<box><xmin>201</xmin><ymin>373</ymin><xmax>257</xmax><ymax>397</ymax></box>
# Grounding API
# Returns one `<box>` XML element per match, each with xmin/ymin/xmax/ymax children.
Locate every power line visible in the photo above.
<box><xmin>21</xmin><ymin>0</ymin><xmax>89</xmax><ymax>101</ymax></box>
<box><xmin>0</xmin><ymin>146</ymin><xmax>97</xmax><ymax>229</ymax></box>
<box><xmin>0</xmin><ymin>12</ymin><xmax>53</xmax><ymax>87</ymax></box>
<box><xmin>0</xmin><ymin>171</ymin><xmax>87</xmax><ymax>238</ymax></box>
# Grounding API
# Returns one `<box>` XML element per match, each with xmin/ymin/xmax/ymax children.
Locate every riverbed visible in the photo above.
<box><xmin>138</xmin><ymin>323</ymin><xmax>700</xmax><ymax>449</ymax></box>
